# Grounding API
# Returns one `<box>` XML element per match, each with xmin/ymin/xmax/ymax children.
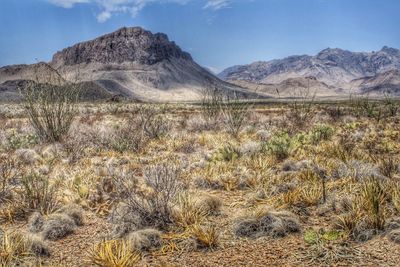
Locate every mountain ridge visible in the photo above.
<box><xmin>218</xmin><ymin>47</ymin><xmax>400</xmax><ymax>95</ymax></box>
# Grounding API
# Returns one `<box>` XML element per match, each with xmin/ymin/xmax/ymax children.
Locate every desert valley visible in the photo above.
<box><xmin>1</xmin><ymin>4</ymin><xmax>400</xmax><ymax>267</ymax></box>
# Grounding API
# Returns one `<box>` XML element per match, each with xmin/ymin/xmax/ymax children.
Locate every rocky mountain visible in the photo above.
<box><xmin>219</xmin><ymin>47</ymin><xmax>400</xmax><ymax>95</ymax></box>
<box><xmin>0</xmin><ymin>27</ymin><xmax>249</xmax><ymax>102</ymax></box>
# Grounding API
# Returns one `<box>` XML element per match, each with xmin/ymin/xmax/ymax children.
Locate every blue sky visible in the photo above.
<box><xmin>0</xmin><ymin>0</ymin><xmax>399</xmax><ymax>72</ymax></box>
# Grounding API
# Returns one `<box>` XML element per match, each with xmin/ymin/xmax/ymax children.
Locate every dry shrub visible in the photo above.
<box><xmin>28</xmin><ymin>204</ymin><xmax>84</xmax><ymax>240</ymax></box>
<box><xmin>360</xmin><ymin>177</ymin><xmax>387</xmax><ymax>230</ymax></box>
<box><xmin>286</xmin><ymin>87</ymin><xmax>316</xmax><ymax>130</ymax></box>
<box><xmin>220</xmin><ymin>95</ymin><xmax>252</xmax><ymax>138</ymax></box>
<box><xmin>40</xmin><ymin>214</ymin><xmax>77</xmax><ymax>240</ymax></box>
<box><xmin>126</xmin><ymin>228</ymin><xmax>162</xmax><ymax>252</ymax></box>
<box><xmin>200</xmin><ymin>86</ymin><xmax>223</xmax><ymax>123</ymax></box>
<box><xmin>0</xmin><ymin>156</ymin><xmax>20</xmax><ymax>204</ymax></box>
<box><xmin>0</xmin><ymin>231</ymin><xmax>49</xmax><ymax>266</ymax></box>
<box><xmin>195</xmin><ymin>194</ymin><xmax>222</xmax><ymax>216</ymax></box>
<box><xmin>388</xmin><ymin>228</ymin><xmax>400</xmax><ymax>243</ymax></box>
<box><xmin>19</xmin><ymin>173</ymin><xmax>61</xmax><ymax>214</ymax></box>
<box><xmin>87</xmin><ymin>239</ymin><xmax>141</xmax><ymax>267</ymax></box>
<box><xmin>21</xmin><ymin>63</ymin><xmax>80</xmax><ymax>143</ymax></box>
<box><xmin>111</xmin><ymin>116</ymin><xmax>148</xmax><ymax>153</ymax></box>
<box><xmin>298</xmin><ymin>241</ymin><xmax>361</xmax><ymax>265</ymax></box>
<box><xmin>57</xmin><ymin>203</ymin><xmax>85</xmax><ymax>226</ymax></box>
<box><xmin>114</xmin><ymin>162</ymin><xmax>184</xmax><ymax>231</ymax></box>
<box><xmin>173</xmin><ymin>193</ymin><xmax>208</xmax><ymax>229</ymax></box>
<box><xmin>190</xmin><ymin>224</ymin><xmax>219</xmax><ymax>249</ymax></box>
<box><xmin>377</xmin><ymin>156</ymin><xmax>398</xmax><ymax>179</ymax></box>
<box><xmin>334</xmin><ymin>178</ymin><xmax>389</xmax><ymax>241</ymax></box>
<box><xmin>138</xmin><ymin>105</ymin><xmax>171</xmax><ymax>139</ymax></box>
<box><xmin>234</xmin><ymin>208</ymin><xmax>300</xmax><ymax>238</ymax></box>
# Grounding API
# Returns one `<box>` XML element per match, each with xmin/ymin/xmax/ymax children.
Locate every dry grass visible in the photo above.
<box><xmin>87</xmin><ymin>239</ymin><xmax>141</xmax><ymax>267</ymax></box>
<box><xmin>1</xmin><ymin>101</ymin><xmax>400</xmax><ymax>266</ymax></box>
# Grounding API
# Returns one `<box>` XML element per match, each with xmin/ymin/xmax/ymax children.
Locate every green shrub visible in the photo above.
<box><xmin>6</xmin><ymin>130</ymin><xmax>38</xmax><ymax>150</ymax></box>
<box><xmin>211</xmin><ymin>144</ymin><xmax>240</xmax><ymax>162</ymax></box>
<box><xmin>309</xmin><ymin>124</ymin><xmax>334</xmax><ymax>144</ymax></box>
<box><xmin>266</xmin><ymin>132</ymin><xmax>293</xmax><ymax>160</ymax></box>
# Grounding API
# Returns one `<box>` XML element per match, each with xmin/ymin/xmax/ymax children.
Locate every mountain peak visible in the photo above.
<box><xmin>50</xmin><ymin>26</ymin><xmax>192</xmax><ymax>67</ymax></box>
<box><xmin>381</xmin><ymin>46</ymin><xmax>399</xmax><ymax>54</ymax></box>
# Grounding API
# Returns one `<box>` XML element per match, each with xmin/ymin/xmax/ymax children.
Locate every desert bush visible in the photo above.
<box><xmin>21</xmin><ymin>64</ymin><xmax>80</xmax><ymax>142</ymax></box>
<box><xmin>384</xmin><ymin>217</ymin><xmax>400</xmax><ymax>231</ymax></box>
<box><xmin>388</xmin><ymin>228</ymin><xmax>400</xmax><ymax>243</ymax></box>
<box><xmin>138</xmin><ymin>105</ymin><xmax>171</xmax><ymax>139</ymax></box>
<box><xmin>324</xmin><ymin>105</ymin><xmax>344</xmax><ymax>121</ymax></box>
<box><xmin>233</xmin><ymin>209</ymin><xmax>300</xmax><ymax>238</ymax></box>
<box><xmin>390</xmin><ymin>183</ymin><xmax>400</xmax><ymax>213</ymax></box>
<box><xmin>220</xmin><ymin>94</ymin><xmax>252</xmax><ymax>138</ymax></box>
<box><xmin>173</xmin><ymin>193</ymin><xmax>208</xmax><ymax>228</ymax></box>
<box><xmin>195</xmin><ymin>194</ymin><xmax>222</xmax><ymax>216</ymax></box>
<box><xmin>111</xmin><ymin>116</ymin><xmax>147</xmax><ymax>153</ymax></box>
<box><xmin>377</xmin><ymin>156</ymin><xmax>398</xmax><ymax>179</ymax></box>
<box><xmin>200</xmin><ymin>86</ymin><xmax>223</xmax><ymax>122</ymax></box>
<box><xmin>382</xmin><ymin>91</ymin><xmax>399</xmax><ymax>117</ymax></box>
<box><xmin>126</xmin><ymin>228</ymin><xmax>162</xmax><ymax>252</ymax></box>
<box><xmin>309</xmin><ymin>124</ymin><xmax>334</xmax><ymax>144</ymax></box>
<box><xmin>57</xmin><ymin>203</ymin><xmax>84</xmax><ymax>226</ymax></box>
<box><xmin>334</xmin><ymin>178</ymin><xmax>389</xmax><ymax>241</ymax></box>
<box><xmin>332</xmin><ymin>160</ymin><xmax>382</xmax><ymax>181</ymax></box>
<box><xmin>239</xmin><ymin>141</ymin><xmax>261</xmax><ymax>157</ymax></box>
<box><xmin>360</xmin><ymin>178</ymin><xmax>387</xmax><ymax>230</ymax></box>
<box><xmin>265</xmin><ymin>132</ymin><xmax>293</xmax><ymax>160</ymax></box>
<box><xmin>0</xmin><ymin>156</ymin><xmax>20</xmax><ymax>203</ymax></box>
<box><xmin>211</xmin><ymin>143</ymin><xmax>240</xmax><ymax>162</ymax></box>
<box><xmin>26</xmin><ymin>234</ymin><xmax>50</xmax><ymax>257</ymax></box>
<box><xmin>352</xmin><ymin>95</ymin><xmax>386</xmax><ymax>121</ymax></box>
<box><xmin>33</xmin><ymin>213</ymin><xmax>76</xmax><ymax>240</ymax></box>
<box><xmin>19</xmin><ymin>173</ymin><xmax>61</xmax><ymax>214</ymax></box>
<box><xmin>193</xmin><ymin>176</ymin><xmax>222</xmax><ymax>190</ymax></box>
<box><xmin>298</xmin><ymin>236</ymin><xmax>361</xmax><ymax>265</ymax></box>
<box><xmin>287</xmin><ymin>87</ymin><xmax>316</xmax><ymax>129</ymax></box>
<box><xmin>281</xmin><ymin>159</ymin><xmax>310</xmax><ymax>172</ymax></box>
<box><xmin>6</xmin><ymin>129</ymin><xmax>38</xmax><ymax>150</ymax></box>
<box><xmin>190</xmin><ymin>224</ymin><xmax>219</xmax><ymax>249</ymax></box>
<box><xmin>108</xmin><ymin>203</ymin><xmax>143</xmax><ymax>239</ymax></box>
<box><xmin>115</xmin><ymin>162</ymin><xmax>184</xmax><ymax>230</ymax></box>
<box><xmin>299</xmin><ymin>180</ymin><xmax>323</xmax><ymax>206</ymax></box>
<box><xmin>87</xmin><ymin>239</ymin><xmax>141</xmax><ymax>267</ymax></box>
<box><xmin>0</xmin><ymin>231</ymin><xmax>48</xmax><ymax>266</ymax></box>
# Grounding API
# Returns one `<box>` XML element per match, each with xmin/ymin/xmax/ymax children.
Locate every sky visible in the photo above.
<box><xmin>0</xmin><ymin>0</ymin><xmax>400</xmax><ymax>73</ymax></box>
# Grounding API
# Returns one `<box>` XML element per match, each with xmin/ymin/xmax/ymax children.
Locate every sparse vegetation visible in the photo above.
<box><xmin>21</xmin><ymin>63</ymin><xmax>80</xmax><ymax>142</ymax></box>
<box><xmin>1</xmin><ymin>99</ymin><xmax>400</xmax><ymax>266</ymax></box>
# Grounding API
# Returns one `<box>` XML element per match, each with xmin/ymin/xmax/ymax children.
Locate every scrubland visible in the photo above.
<box><xmin>1</xmin><ymin>96</ymin><xmax>400</xmax><ymax>266</ymax></box>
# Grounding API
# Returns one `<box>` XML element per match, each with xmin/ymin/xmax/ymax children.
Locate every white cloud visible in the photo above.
<box><xmin>49</xmin><ymin>0</ymin><xmax>189</xmax><ymax>21</ymax></box>
<box><xmin>49</xmin><ymin>0</ymin><xmax>90</xmax><ymax>8</ymax></box>
<box><xmin>203</xmin><ymin>0</ymin><xmax>230</xmax><ymax>10</ymax></box>
<box><xmin>49</xmin><ymin>0</ymin><xmax>235</xmax><ymax>22</ymax></box>
<box><xmin>96</xmin><ymin>11</ymin><xmax>112</xmax><ymax>22</ymax></box>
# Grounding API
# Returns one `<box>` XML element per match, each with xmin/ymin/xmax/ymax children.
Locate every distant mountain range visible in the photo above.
<box><xmin>1</xmin><ymin>27</ymin><xmax>399</xmax><ymax>102</ymax></box>
<box><xmin>219</xmin><ymin>47</ymin><xmax>400</xmax><ymax>97</ymax></box>
<box><xmin>0</xmin><ymin>27</ymin><xmax>249</xmax><ymax>102</ymax></box>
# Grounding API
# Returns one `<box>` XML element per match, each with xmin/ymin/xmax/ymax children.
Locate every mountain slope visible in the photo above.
<box><xmin>228</xmin><ymin>76</ymin><xmax>343</xmax><ymax>98</ymax></box>
<box><xmin>0</xmin><ymin>27</ymin><xmax>249</xmax><ymax>102</ymax></box>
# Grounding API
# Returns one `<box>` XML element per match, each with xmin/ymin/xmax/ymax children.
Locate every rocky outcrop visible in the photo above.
<box><xmin>50</xmin><ymin>27</ymin><xmax>192</xmax><ymax>67</ymax></box>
